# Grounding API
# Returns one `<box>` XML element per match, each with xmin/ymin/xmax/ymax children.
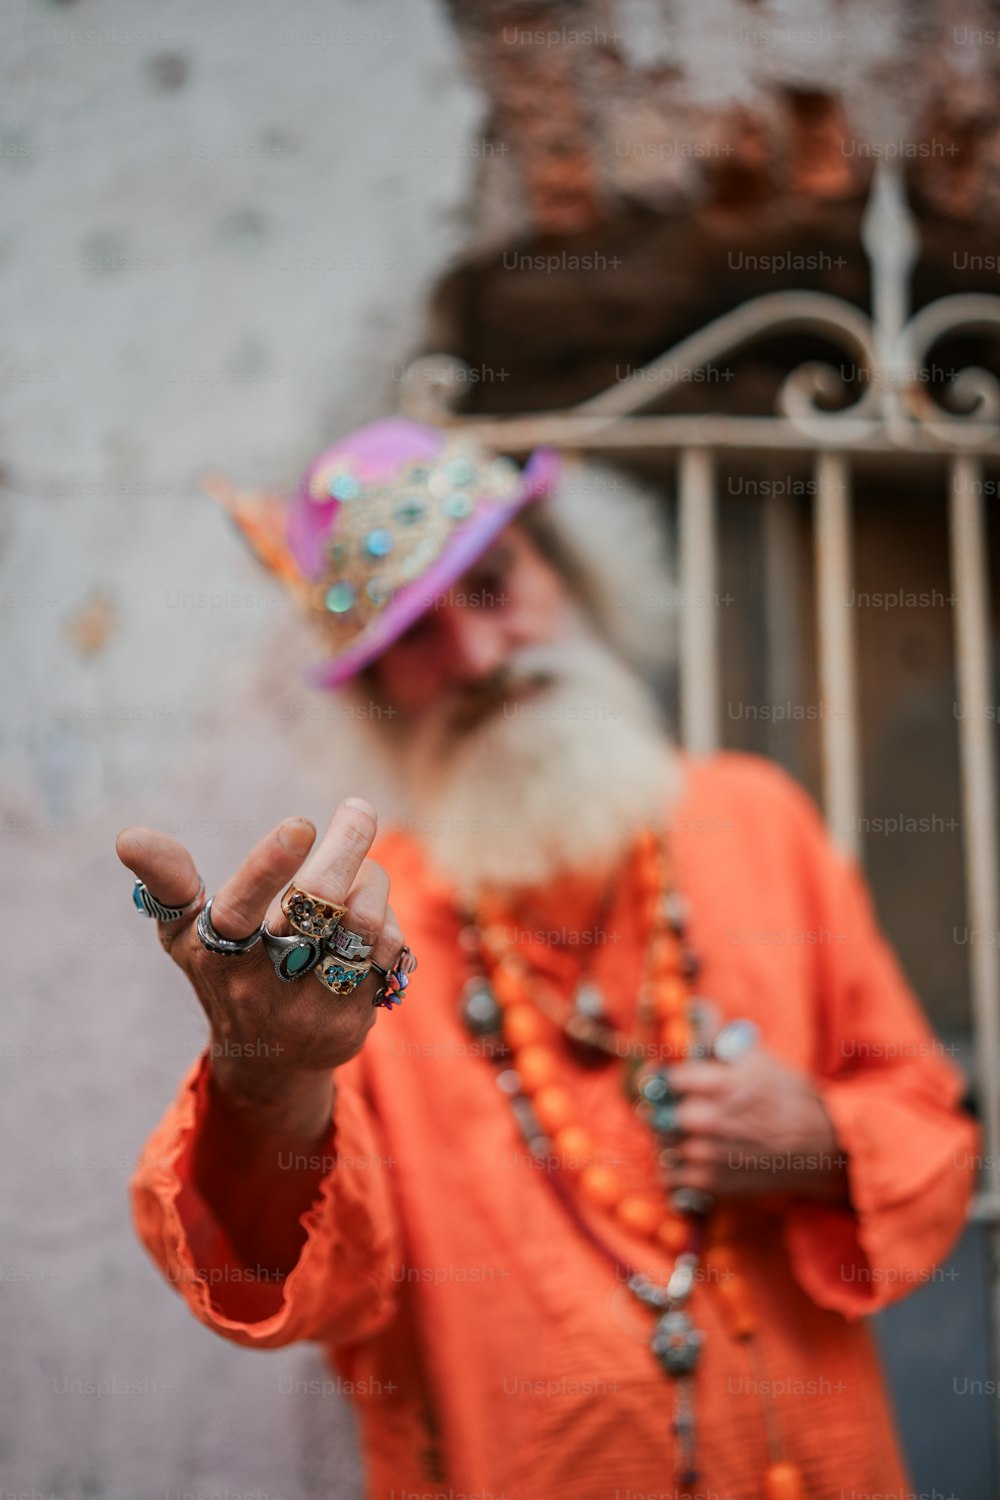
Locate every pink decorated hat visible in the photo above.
<box><xmin>204</xmin><ymin>418</ymin><xmax>559</xmax><ymax>687</ymax></box>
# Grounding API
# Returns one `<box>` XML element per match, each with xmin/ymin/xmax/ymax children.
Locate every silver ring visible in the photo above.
<box><xmin>326</xmin><ymin>925</ymin><xmax>374</xmax><ymax>962</ymax></box>
<box><xmin>262</xmin><ymin>922</ymin><xmax>322</xmax><ymax>981</ymax></box>
<box><xmin>713</xmin><ymin>1019</ymin><xmax>759</xmax><ymax>1064</ymax></box>
<box><xmin>196</xmin><ymin>897</ymin><xmax>262</xmax><ymax>956</ymax></box>
<box><xmin>133</xmin><ymin>877</ymin><xmax>205</xmax><ymax>924</ymax></box>
<box><xmin>670</xmin><ymin>1187</ymin><xmax>714</xmax><ymax>1217</ymax></box>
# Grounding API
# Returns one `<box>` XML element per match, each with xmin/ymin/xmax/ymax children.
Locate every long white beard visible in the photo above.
<box><xmin>389</xmin><ymin>631</ymin><xmax>683</xmax><ymax>902</ymax></box>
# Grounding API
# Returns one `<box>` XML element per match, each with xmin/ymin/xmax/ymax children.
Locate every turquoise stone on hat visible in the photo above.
<box><xmin>363</xmin><ymin>527</ymin><xmax>394</xmax><ymax>558</ymax></box>
<box><xmin>395</xmin><ymin>496</ymin><xmax>426</xmax><ymax>524</ymax></box>
<box><xmin>366</xmin><ymin>577</ymin><xmax>391</xmax><ymax>605</ymax></box>
<box><xmin>444</xmin><ymin>456</ymin><xmax>476</xmax><ymax>486</ymax></box>
<box><xmin>442</xmin><ymin>491</ymin><xmax>474</xmax><ymax>520</ymax></box>
<box><xmin>324</xmin><ymin>581</ymin><xmax>356</xmax><ymax>614</ymax></box>
<box><xmin>329</xmin><ymin>473</ymin><xmax>361</xmax><ymax>502</ymax></box>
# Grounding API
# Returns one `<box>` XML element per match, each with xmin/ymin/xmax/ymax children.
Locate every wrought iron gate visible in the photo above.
<box><xmin>403</xmin><ymin>161</ymin><xmax>1000</xmax><ymax>1463</ymax></box>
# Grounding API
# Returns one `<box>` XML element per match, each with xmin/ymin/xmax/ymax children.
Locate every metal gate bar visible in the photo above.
<box><xmin>950</xmin><ymin>455</ymin><xmax>1000</xmax><ymax>1224</ymax></box>
<box><xmin>678</xmin><ymin>447</ymin><xmax>719</xmax><ymax>755</ymax></box>
<box><xmin>814</xmin><ymin>453</ymin><xmax>861</xmax><ymax>857</ymax></box>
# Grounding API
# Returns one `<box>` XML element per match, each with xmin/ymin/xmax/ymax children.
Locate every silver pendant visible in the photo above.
<box><xmin>651</xmin><ymin>1309</ymin><xmax>705</xmax><ymax>1378</ymax></box>
<box><xmin>573</xmin><ymin>978</ymin><xmax>607</xmax><ymax>1020</ymax></box>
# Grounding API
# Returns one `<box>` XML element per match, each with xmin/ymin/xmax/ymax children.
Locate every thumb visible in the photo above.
<box><xmin>116</xmin><ymin>826</ymin><xmax>202</xmax><ymax>912</ymax></box>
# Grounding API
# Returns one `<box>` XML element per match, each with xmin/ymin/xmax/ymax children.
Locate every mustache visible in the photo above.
<box><xmin>444</xmin><ymin>663</ymin><xmax>557</xmax><ymax>733</ymax></box>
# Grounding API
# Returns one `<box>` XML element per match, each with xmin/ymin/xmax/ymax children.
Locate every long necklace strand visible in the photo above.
<box><xmin>458</xmin><ymin>829</ymin><xmax>804</xmax><ymax>1500</ymax></box>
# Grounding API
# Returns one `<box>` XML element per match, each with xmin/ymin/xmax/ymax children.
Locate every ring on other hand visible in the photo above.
<box><xmin>196</xmin><ymin>897</ymin><xmax>263</xmax><ymax>956</ymax></box>
<box><xmin>261</xmin><ymin>922</ymin><xmax>323</xmax><ymax>982</ymax></box>
<box><xmin>713</xmin><ymin>1018</ymin><xmax>759</xmax><ymax>1064</ymax></box>
<box><xmin>281</xmin><ymin>884</ymin><xmax>347</xmax><ymax>943</ymax></box>
<box><xmin>133</xmin><ymin>877</ymin><xmax>205</xmax><ymax>924</ymax></box>
<box><xmin>315</xmin><ymin>956</ymin><xmax>371</xmax><ymax>996</ymax></box>
<box><xmin>670</xmin><ymin>1187</ymin><xmax>714</xmax><ymax>1217</ymax></box>
<box><xmin>326</xmin><ymin>925</ymin><xmax>374</xmax><ymax>962</ymax></box>
<box><xmin>648</xmin><ymin>1100</ymin><xmax>682</xmax><ymax>1139</ymax></box>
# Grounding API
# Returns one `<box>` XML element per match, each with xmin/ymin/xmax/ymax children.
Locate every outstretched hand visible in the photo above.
<box><xmin>116</xmin><ymin>798</ymin><xmax>405</xmax><ymax>1124</ymax></box>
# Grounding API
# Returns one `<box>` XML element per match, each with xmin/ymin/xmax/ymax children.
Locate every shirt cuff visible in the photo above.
<box><xmin>131</xmin><ymin>1052</ymin><xmax>398</xmax><ymax>1348</ymax></box>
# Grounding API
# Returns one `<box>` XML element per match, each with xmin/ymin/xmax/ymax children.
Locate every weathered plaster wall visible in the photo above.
<box><xmin>1</xmin><ymin>3</ymin><xmax>480</xmax><ymax>1496</ymax></box>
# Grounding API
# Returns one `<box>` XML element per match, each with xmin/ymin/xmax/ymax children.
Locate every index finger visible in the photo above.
<box><xmin>664</xmin><ymin>1061</ymin><xmax>732</xmax><ymax>1098</ymax></box>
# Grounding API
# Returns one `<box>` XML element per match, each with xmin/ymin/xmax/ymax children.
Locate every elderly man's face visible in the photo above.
<box><xmin>362</xmin><ymin>516</ymin><xmax>675</xmax><ymax>896</ymax></box>
<box><xmin>370</xmin><ymin>522</ymin><xmax>570</xmax><ymax>720</ymax></box>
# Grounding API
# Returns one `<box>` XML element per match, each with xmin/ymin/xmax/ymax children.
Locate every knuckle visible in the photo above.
<box><xmin>343</xmin><ymin>885</ymin><xmax>388</xmax><ymax>941</ymax></box>
<box><xmin>342</xmin><ymin>914</ymin><xmax>381</xmax><ymax>947</ymax></box>
<box><xmin>174</xmin><ymin>925</ymin><xmax>206</xmax><ymax>972</ymax></box>
<box><xmin>242</xmin><ymin>846</ymin><xmax>277</xmax><ymax>889</ymax></box>
<box><xmin>381</xmin><ymin>915</ymin><xmax>404</xmax><ymax>949</ymax></box>
<box><xmin>340</xmin><ymin>912</ymin><xmax>379</xmax><ymax>948</ymax></box>
<box><xmin>373</xmin><ymin>931</ymin><xmax>404</xmax><ymax>969</ymax></box>
<box><xmin>224</xmin><ymin>974</ymin><xmax>263</xmax><ymax>1012</ymax></box>
<box><xmin>211</xmin><ymin>899</ymin><xmax>259</xmax><ymax>940</ymax></box>
<box><xmin>336</xmin><ymin>807</ymin><xmax>375</xmax><ymax>852</ymax></box>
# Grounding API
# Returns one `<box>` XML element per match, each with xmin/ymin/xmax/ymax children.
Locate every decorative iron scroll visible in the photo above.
<box><xmin>402</xmin><ymin>164</ymin><xmax>1000</xmax><ymax>455</ymax></box>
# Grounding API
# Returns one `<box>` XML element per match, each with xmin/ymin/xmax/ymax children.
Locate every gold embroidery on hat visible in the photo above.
<box><xmin>309</xmin><ymin>440</ymin><xmax>521</xmax><ymax>657</ymax></box>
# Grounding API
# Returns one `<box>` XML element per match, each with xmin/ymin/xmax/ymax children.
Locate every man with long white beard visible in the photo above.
<box><xmin>119</xmin><ymin>419</ymin><xmax>976</xmax><ymax>1500</ymax></box>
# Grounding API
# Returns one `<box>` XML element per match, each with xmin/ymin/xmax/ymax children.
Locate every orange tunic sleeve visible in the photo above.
<box><xmin>771</xmin><ymin>772</ymin><xmax>980</xmax><ymax>1319</ymax></box>
<box><xmin>130</xmin><ymin>1050</ymin><xmax>400</xmax><ymax>1349</ymax></box>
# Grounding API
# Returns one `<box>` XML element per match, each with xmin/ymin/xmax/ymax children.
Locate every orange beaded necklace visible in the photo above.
<box><xmin>458</xmin><ymin>827</ymin><xmax>805</xmax><ymax>1500</ymax></box>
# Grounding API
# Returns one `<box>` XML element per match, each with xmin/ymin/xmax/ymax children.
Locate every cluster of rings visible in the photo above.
<box><xmin>132</xmin><ymin>876</ymin><xmax>413</xmax><ymax>1010</ymax></box>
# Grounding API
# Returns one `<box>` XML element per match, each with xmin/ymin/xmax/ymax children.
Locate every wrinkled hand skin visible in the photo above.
<box><xmin>664</xmin><ymin>1047</ymin><xmax>850</xmax><ymax>1204</ymax></box>
<box><xmin>117</xmin><ymin>799</ymin><xmax>404</xmax><ymax>1140</ymax></box>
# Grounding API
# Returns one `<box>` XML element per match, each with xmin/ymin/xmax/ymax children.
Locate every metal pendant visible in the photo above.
<box><xmin>573</xmin><ymin>979</ymin><xmax>607</xmax><ymax>1020</ymax></box>
<box><xmin>633</xmin><ymin>1067</ymin><xmax>683</xmax><ymax>1137</ymax></box>
<box><xmin>460</xmin><ymin>977</ymin><xmax>504</xmax><ymax>1039</ymax></box>
<box><xmin>714</xmin><ymin>1017</ymin><xmax>760</xmax><ymax>1063</ymax></box>
<box><xmin>651</xmin><ymin>1310</ymin><xmax>705</xmax><ymax>1378</ymax></box>
<box><xmin>563</xmin><ymin>980</ymin><xmax>614</xmax><ymax>1068</ymax></box>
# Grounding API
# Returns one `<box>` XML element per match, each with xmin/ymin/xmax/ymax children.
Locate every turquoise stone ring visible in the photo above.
<box><xmin>261</xmin><ymin>923</ymin><xmax>322</xmax><ymax>982</ymax></box>
<box><xmin>133</xmin><ymin>876</ymin><xmax>205</xmax><ymax>924</ymax></box>
<box><xmin>316</xmin><ymin>958</ymin><xmax>371</xmax><ymax>996</ymax></box>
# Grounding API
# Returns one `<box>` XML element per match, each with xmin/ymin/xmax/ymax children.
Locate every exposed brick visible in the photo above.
<box><xmin>448</xmin><ymin>0</ymin><xmax>1000</xmax><ymax>246</ymax></box>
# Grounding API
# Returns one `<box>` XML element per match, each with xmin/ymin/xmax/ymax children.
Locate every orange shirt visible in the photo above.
<box><xmin>132</xmin><ymin>753</ymin><xmax>978</xmax><ymax>1499</ymax></box>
